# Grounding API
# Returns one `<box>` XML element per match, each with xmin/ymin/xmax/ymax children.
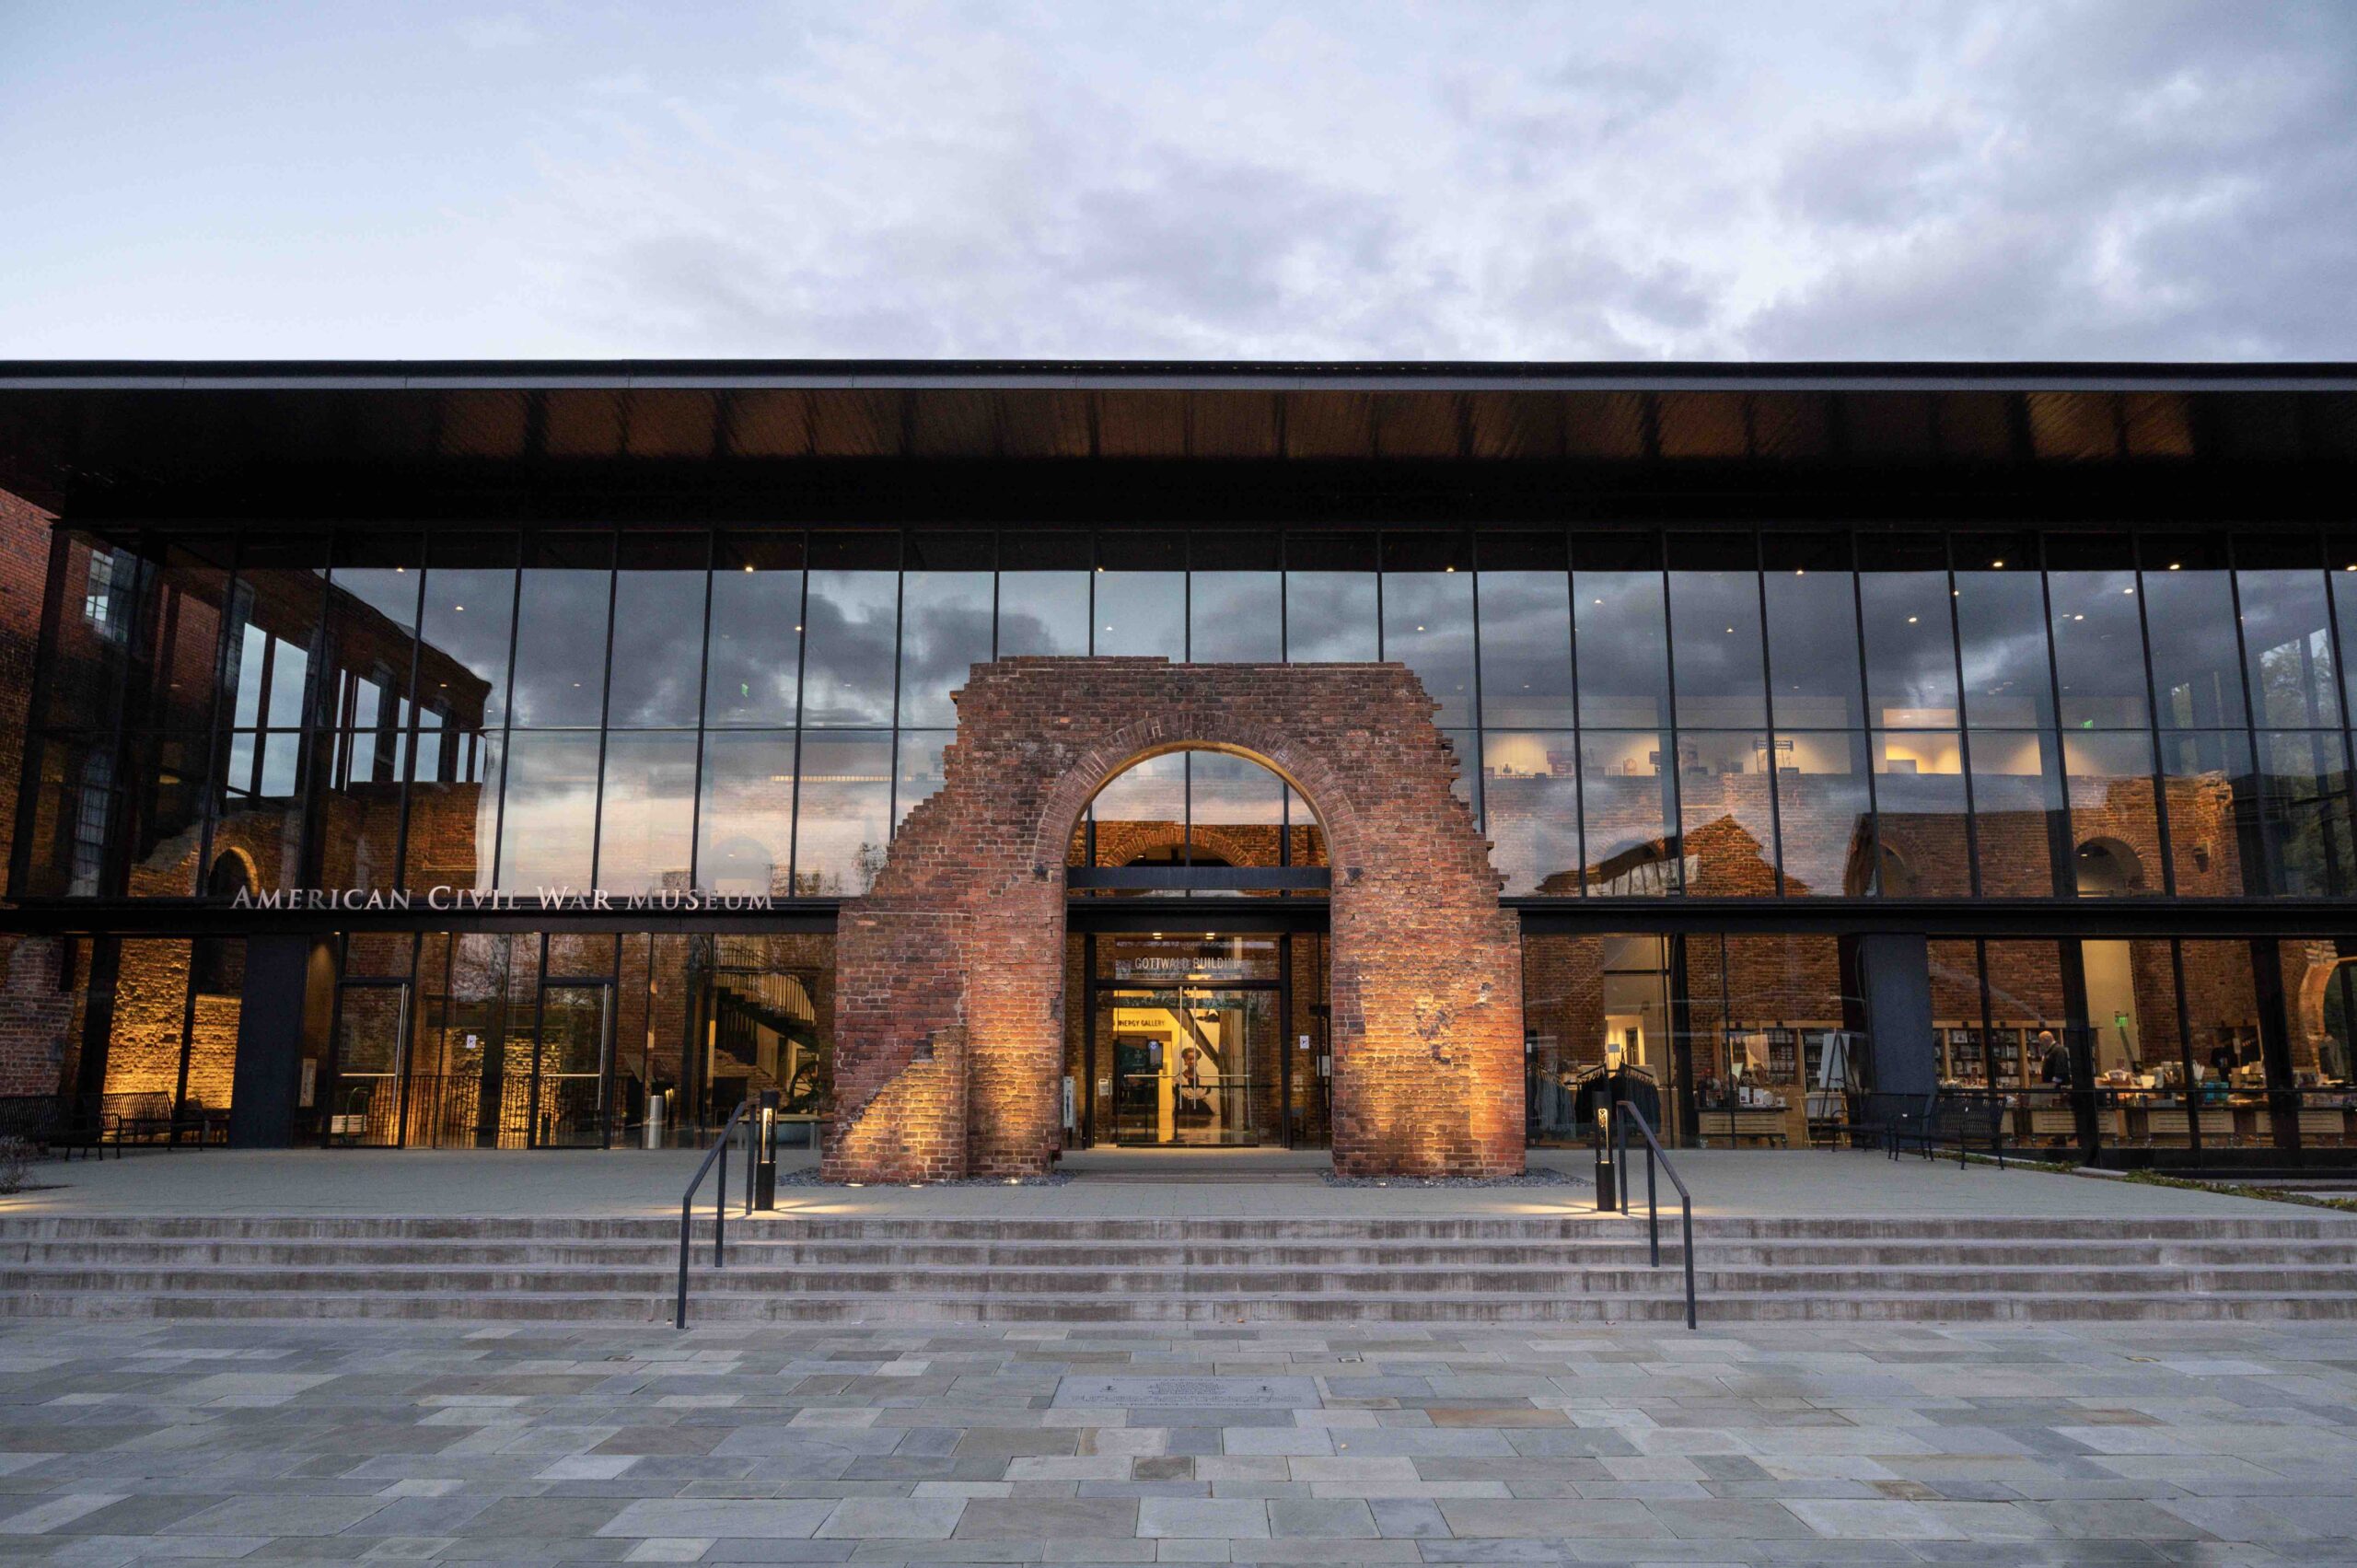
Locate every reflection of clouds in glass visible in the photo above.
<box><xmin>997</xmin><ymin>572</ymin><xmax>1089</xmax><ymax>656</ymax></box>
<box><xmin>703</xmin><ymin>568</ymin><xmax>803</xmax><ymax>726</ymax></box>
<box><xmin>496</xmin><ymin>731</ymin><xmax>599</xmax><ymax>886</ymax></box>
<box><xmin>801</xmin><ymin>571</ymin><xmax>899</xmax><ymax>725</ymax></box>
<box><xmin>1478</xmin><ymin>573</ymin><xmax>1573</xmax><ymax>724</ymax></box>
<box><xmin>419</xmin><ymin>566</ymin><xmax>516</xmax><ymax>725</ymax></box>
<box><xmin>1096</xmin><ymin>572</ymin><xmax>1183</xmax><ymax>658</ymax></box>
<box><xmin>1574</xmin><ymin>573</ymin><xmax>1668</xmax><ymax>721</ymax></box>
<box><xmin>899</xmin><ymin>573</ymin><xmax>993</xmax><ymax>725</ymax></box>
<box><xmin>1860</xmin><ymin>574</ymin><xmax>1957</xmax><ymax>716</ymax></box>
<box><xmin>1384</xmin><ymin>573</ymin><xmax>1475</xmax><ymax>726</ymax></box>
<box><xmin>1285</xmin><ymin>574</ymin><xmax>1376</xmax><ymax>662</ymax></box>
<box><xmin>1667</xmin><ymin>573</ymin><xmax>1763</xmax><ymax>708</ymax></box>
<box><xmin>608</xmin><ymin>571</ymin><xmax>706</xmax><ymax>726</ymax></box>
<box><xmin>1190</xmin><ymin>573</ymin><xmax>1281</xmax><ymax>662</ymax></box>
<box><xmin>511</xmin><ymin>570</ymin><xmax>612</xmax><ymax>726</ymax></box>
<box><xmin>1955</xmin><ymin>574</ymin><xmax>2050</xmax><ymax>725</ymax></box>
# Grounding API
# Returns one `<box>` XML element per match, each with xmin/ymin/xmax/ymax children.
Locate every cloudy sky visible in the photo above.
<box><xmin>3</xmin><ymin>1</ymin><xmax>2351</xmax><ymax>360</ymax></box>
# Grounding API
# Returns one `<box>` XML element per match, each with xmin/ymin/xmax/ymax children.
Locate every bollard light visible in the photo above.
<box><xmin>753</xmin><ymin>1089</ymin><xmax>780</xmax><ymax>1212</ymax></box>
<box><xmin>1595</xmin><ymin>1103</ymin><xmax>1618</xmax><ymax>1213</ymax></box>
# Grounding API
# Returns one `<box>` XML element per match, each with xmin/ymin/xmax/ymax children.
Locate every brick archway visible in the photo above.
<box><xmin>823</xmin><ymin>658</ymin><xmax>1524</xmax><ymax>1181</ymax></box>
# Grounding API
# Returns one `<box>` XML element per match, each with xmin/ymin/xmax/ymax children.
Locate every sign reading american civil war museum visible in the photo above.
<box><xmin>229</xmin><ymin>886</ymin><xmax>778</xmax><ymax>912</ymax></box>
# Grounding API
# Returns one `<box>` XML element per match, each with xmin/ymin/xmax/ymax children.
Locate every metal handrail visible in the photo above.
<box><xmin>675</xmin><ymin>1098</ymin><xmax>750</xmax><ymax>1330</ymax></box>
<box><xmin>1614</xmin><ymin>1099</ymin><xmax>1698</xmax><ymax>1331</ymax></box>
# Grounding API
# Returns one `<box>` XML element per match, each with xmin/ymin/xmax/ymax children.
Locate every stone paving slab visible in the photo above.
<box><xmin>1</xmin><ymin>1319</ymin><xmax>2355</xmax><ymax>1563</ymax></box>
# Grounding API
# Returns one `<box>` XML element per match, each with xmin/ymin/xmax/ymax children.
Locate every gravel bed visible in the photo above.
<box><xmin>777</xmin><ymin>1168</ymin><xmax>1076</xmax><ymax>1189</ymax></box>
<box><xmin>1323</xmin><ymin>1167</ymin><xmax>1591</xmax><ymax>1189</ymax></box>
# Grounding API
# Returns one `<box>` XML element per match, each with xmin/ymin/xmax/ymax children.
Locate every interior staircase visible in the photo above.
<box><xmin>5</xmin><ymin>1212</ymin><xmax>2355</xmax><ymax>1324</ymax></box>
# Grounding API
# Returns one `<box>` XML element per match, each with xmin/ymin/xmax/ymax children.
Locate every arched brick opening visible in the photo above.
<box><xmin>823</xmin><ymin>657</ymin><xmax>1525</xmax><ymax>1182</ymax></box>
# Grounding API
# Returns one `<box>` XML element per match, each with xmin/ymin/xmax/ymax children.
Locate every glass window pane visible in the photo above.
<box><xmin>406</xmin><ymin>715</ymin><xmax>498</xmax><ymax>892</ymax></box>
<box><xmin>321</xmin><ymin>534</ymin><xmax>422</xmax><ymax>739</ymax></box>
<box><xmin>2141</xmin><ymin>537</ymin><xmax>2243</xmax><ymax>728</ymax></box>
<box><xmin>418</xmin><ymin>532</ymin><xmax>518</xmax><ymax>734</ymax></box>
<box><xmin>608</xmin><ymin>532</ymin><xmax>708</xmax><ymax>727</ymax></box>
<box><xmin>1761</xmin><ymin>534</ymin><xmax>1863</xmax><ymax>729</ymax></box>
<box><xmin>1189</xmin><ymin>531</ymin><xmax>1282</xmax><ymax>664</ymax></box>
<box><xmin>1873</xmin><ymin>732</ymin><xmax>1970</xmax><ymax>896</ymax></box>
<box><xmin>2259</xmin><ymin>729</ymin><xmax>2356</xmax><ymax>897</ymax></box>
<box><xmin>998</xmin><ymin>531</ymin><xmax>1090</xmax><ymax>656</ymax></box>
<box><xmin>1382</xmin><ymin>533</ymin><xmax>1475</xmax><ymax>728</ymax></box>
<box><xmin>793</xmin><ymin>731</ymin><xmax>894</xmax><ymax>896</ymax></box>
<box><xmin>803</xmin><ymin>534</ymin><xmax>900</xmax><ymax>726</ymax></box>
<box><xmin>1285</xmin><ymin>532</ymin><xmax>1377</xmax><ymax>663</ymax></box>
<box><xmin>1579</xmin><ymin>730</ymin><xmax>1678</xmax><ymax>895</ymax></box>
<box><xmin>1190</xmin><ymin>571</ymin><xmax>1283</xmax><ymax>663</ymax></box>
<box><xmin>2048</xmin><ymin>542</ymin><xmax>2148</xmax><ymax>730</ymax></box>
<box><xmin>2162</xmin><ymin>730</ymin><xmax>2257</xmax><ymax>898</ymax></box>
<box><xmin>494</xmin><ymin>730</ymin><xmax>600</xmax><ymax>889</ymax></box>
<box><xmin>895</xmin><ymin>730</ymin><xmax>951</xmax><ymax>828</ymax></box>
<box><xmin>899</xmin><ymin>567</ymin><xmax>993</xmax><ymax>726</ymax></box>
<box><xmin>1970</xmin><ymin>729</ymin><xmax>2064</xmax><ymax>897</ymax></box>
<box><xmin>696</xmin><ymin>730</ymin><xmax>794</xmax><ymax>896</ymax></box>
<box><xmin>509</xmin><ymin>532</ymin><xmax>612</xmax><ymax>727</ymax></box>
<box><xmin>1091</xmin><ymin>751</ymin><xmax>1187</xmax><ymax>868</ymax></box>
<box><xmin>1858</xmin><ymin>538</ymin><xmax>1959</xmax><ymax>728</ymax></box>
<box><xmin>1476</xmin><ymin>533</ymin><xmax>1572</xmax><ymax>727</ymax></box>
<box><xmin>1777</xmin><ymin>732</ymin><xmax>1872</xmax><ymax>898</ymax></box>
<box><xmin>1573</xmin><ymin>577</ymin><xmax>1672</xmax><ymax>734</ymax></box>
<box><xmin>1667</xmin><ymin>536</ymin><xmax>1766</xmax><ymax>728</ymax></box>
<box><xmin>1481</xmin><ymin>731</ymin><xmax>1579</xmax><ymax>895</ymax></box>
<box><xmin>1678</xmin><ymin>729</ymin><xmax>1777</xmax><ymax>896</ymax></box>
<box><xmin>2239</xmin><ymin>566</ymin><xmax>2340</xmax><ymax>728</ymax></box>
<box><xmin>1096</xmin><ymin>530</ymin><xmax>1184</xmax><ymax>659</ymax></box>
<box><xmin>2063</xmin><ymin>731</ymin><xmax>2160</xmax><ymax>897</ymax></box>
<box><xmin>597</xmin><ymin>730</ymin><xmax>696</xmax><ymax>894</ymax></box>
<box><xmin>705</xmin><ymin>532</ymin><xmax>804</xmax><ymax>727</ymax></box>
<box><xmin>1953</xmin><ymin>540</ymin><xmax>2052</xmax><ymax>728</ymax></box>
<box><xmin>2178</xmin><ymin>938</ymin><xmax>2264</xmax><ymax>1143</ymax></box>
<box><xmin>1187</xmin><ymin>751</ymin><xmax>1286</xmax><ymax>870</ymax></box>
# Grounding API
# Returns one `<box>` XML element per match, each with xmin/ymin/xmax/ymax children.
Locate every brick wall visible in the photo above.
<box><xmin>0</xmin><ymin>488</ymin><xmax>67</xmax><ymax>1096</ymax></box>
<box><xmin>827</xmin><ymin>658</ymin><xmax>1525</xmax><ymax>1181</ymax></box>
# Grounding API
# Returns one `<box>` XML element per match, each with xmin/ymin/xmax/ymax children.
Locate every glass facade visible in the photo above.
<box><xmin>19</xmin><ymin>521</ymin><xmax>2357</xmax><ymax>1162</ymax></box>
<box><xmin>28</xmin><ymin>523</ymin><xmax>2355</xmax><ymax>908</ymax></box>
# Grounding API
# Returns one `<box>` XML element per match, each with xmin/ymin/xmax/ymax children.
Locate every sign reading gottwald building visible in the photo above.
<box><xmin>5</xmin><ymin>359</ymin><xmax>2351</xmax><ymax>1172</ymax></box>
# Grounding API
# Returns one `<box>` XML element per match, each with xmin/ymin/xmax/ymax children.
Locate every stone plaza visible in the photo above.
<box><xmin>5</xmin><ymin>1315</ymin><xmax>2357</xmax><ymax>1565</ymax></box>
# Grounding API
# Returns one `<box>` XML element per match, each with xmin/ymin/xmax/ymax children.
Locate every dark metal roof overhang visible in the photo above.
<box><xmin>2</xmin><ymin>359</ymin><xmax>2353</xmax><ymax>524</ymax></box>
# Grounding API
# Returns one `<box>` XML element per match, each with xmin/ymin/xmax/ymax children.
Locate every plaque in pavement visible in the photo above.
<box><xmin>1054</xmin><ymin>1376</ymin><xmax>1320</xmax><ymax>1407</ymax></box>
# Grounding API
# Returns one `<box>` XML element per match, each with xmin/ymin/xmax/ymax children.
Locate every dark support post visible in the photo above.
<box><xmin>1854</xmin><ymin>933</ymin><xmax>1936</xmax><ymax>1098</ymax></box>
<box><xmin>227</xmin><ymin>935</ymin><xmax>317</xmax><ymax>1149</ymax></box>
<box><xmin>753</xmin><ymin>1089</ymin><xmax>780</xmax><ymax>1211</ymax></box>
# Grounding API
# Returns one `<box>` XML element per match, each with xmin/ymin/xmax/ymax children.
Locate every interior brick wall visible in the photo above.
<box><xmin>827</xmin><ymin>658</ymin><xmax>1525</xmax><ymax>1181</ymax></box>
<box><xmin>0</xmin><ymin>488</ymin><xmax>66</xmax><ymax>1096</ymax></box>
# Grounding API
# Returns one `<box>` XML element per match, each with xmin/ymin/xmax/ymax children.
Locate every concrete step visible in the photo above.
<box><xmin>6</xmin><ymin>1259</ymin><xmax>2349</xmax><ymax>1300</ymax></box>
<box><xmin>6</xmin><ymin>1284</ymin><xmax>2354</xmax><ymax>1325</ymax></box>
<box><xmin>6</xmin><ymin>1211</ymin><xmax>2353</xmax><ymax>1324</ymax></box>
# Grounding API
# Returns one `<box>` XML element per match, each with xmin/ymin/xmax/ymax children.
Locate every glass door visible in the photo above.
<box><xmin>534</xmin><ymin>982</ymin><xmax>612</xmax><ymax>1147</ymax></box>
<box><xmin>1102</xmin><ymin>985</ymin><xmax>1278</xmax><ymax>1145</ymax></box>
<box><xmin>327</xmin><ymin>982</ymin><xmax>408</xmax><ymax>1147</ymax></box>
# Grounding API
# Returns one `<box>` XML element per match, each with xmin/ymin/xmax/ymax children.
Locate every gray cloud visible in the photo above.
<box><xmin>7</xmin><ymin>0</ymin><xmax>2350</xmax><ymax>359</ymax></box>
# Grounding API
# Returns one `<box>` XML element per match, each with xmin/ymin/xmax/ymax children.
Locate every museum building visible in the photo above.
<box><xmin>0</xmin><ymin>361</ymin><xmax>2353</xmax><ymax>1176</ymax></box>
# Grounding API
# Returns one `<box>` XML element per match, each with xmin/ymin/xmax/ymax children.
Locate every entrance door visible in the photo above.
<box><xmin>327</xmin><ymin>982</ymin><xmax>408</xmax><ymax>1147</ymax></box>
<box><xmin>1101</xmin><ymin>986</ymin><xmax>1279</xmax><ymax>1146</ymax></box>
<box><xmin>534</xmin><ymin>983</ymin><xmax>612</xmax><ymax>1148</ymax></box>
